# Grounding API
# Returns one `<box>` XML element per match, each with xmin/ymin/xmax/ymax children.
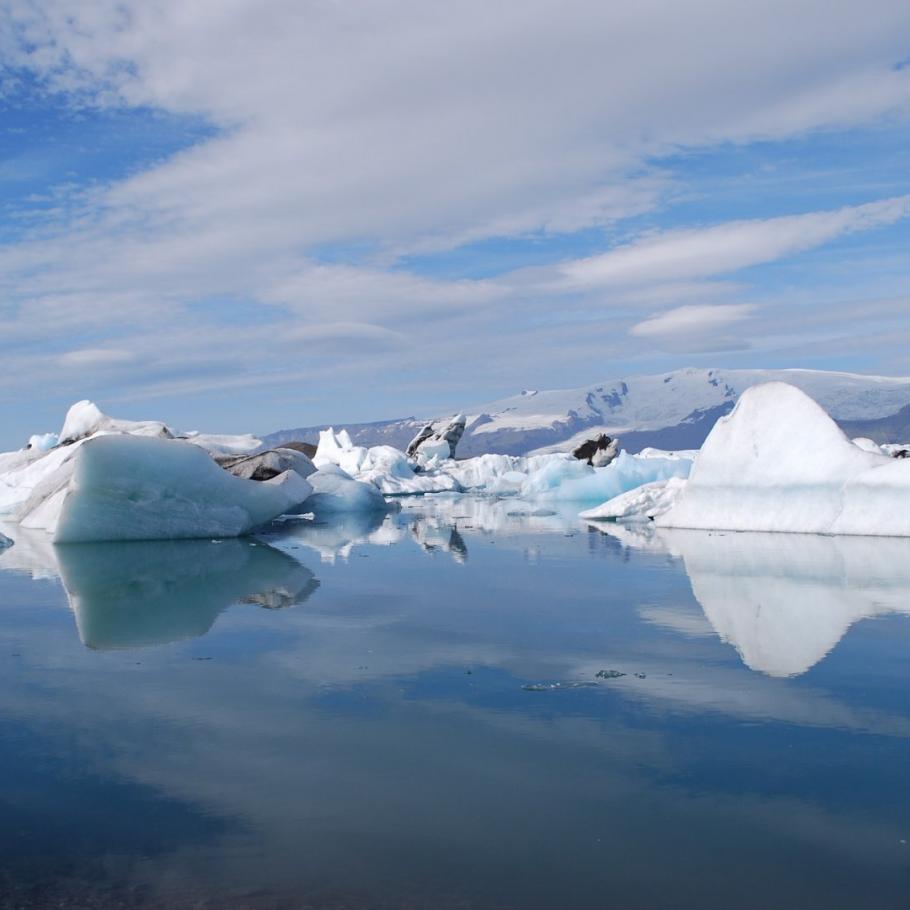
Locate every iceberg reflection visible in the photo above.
<box><xmin>661</xmin><ymin>530</ymin><xmax>910</xmax><ymax>677</ymax></box>
<box><xmin>54</xmin><ymin>538</ymin><xmax>318</xmax><ymax>650</ymax></box>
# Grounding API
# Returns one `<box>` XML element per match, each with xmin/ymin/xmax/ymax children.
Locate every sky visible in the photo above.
<box><xmin>1</xmin><ymin>0</ymin><xmax>910</xmax><ymax>447</ymax></box>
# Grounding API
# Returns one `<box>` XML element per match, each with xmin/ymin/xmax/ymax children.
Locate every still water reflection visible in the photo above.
<box><xmin>0</xmin><ymin>498</ymin><xmax>909</xmax><ymax>909</ymax></box>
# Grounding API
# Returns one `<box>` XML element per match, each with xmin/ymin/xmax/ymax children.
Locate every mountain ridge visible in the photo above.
<box><xmin>263</xmin><ymin>367</ymin><xmax>910</xmax><ymax>456</ymax></box>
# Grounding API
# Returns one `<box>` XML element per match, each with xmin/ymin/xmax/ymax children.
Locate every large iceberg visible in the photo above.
<box><xmin>1</xmin><ymin>401</ymin><xmax>313</xmax><ymax>542</ymax></box>
<box><xmin>656</xmin><ymin>382</ymin><xmax>910</xmax><ymax>536</ymax></box>
<box><xmin>45</xmin><ymin>435</ymin><xmax>312</xmax><ymax>543</ymax></box>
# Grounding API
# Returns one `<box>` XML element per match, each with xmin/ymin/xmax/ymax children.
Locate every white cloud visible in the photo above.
<box><xmin>4</xmin><ymin>0</ymin><xmax>910</xmax><ymax>255</ymax></box>
<box><xmin>0</xmin><ymin>0</ymin><xmax>909</xmax><ymax>440</ymax></box>
<box><xmin>57</xmin><ymin>347</ymin><xmax>136</xmax><ymax>367</ymax></box>
<box><xmin>562</xmin><ymin>196</ymin><xmax>910</xmax><ymax>288</ymax></box>
<box><xmin>630</xmin><ymin>304</ymin><xmax>755</xmax><ymax>338</ymax></box>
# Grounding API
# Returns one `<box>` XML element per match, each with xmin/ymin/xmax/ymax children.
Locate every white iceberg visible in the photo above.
<box><xmin>314</xmin><ymin>429</ymin><xmax>461</xmax><ymax>494</ymax></box>
<box><xmin>304</xmin><ymin>463</ymin><xmax>392</xmax><ymax>514</ymax></box>
<box><xmin>657</xmin><ymin>382</ymin><xmax>910</xmax><ymax>536</ymax></box>
<box><xmin>48</xmin><ymin>435</ymin><xmax>312</xmax><ymax>543</ymax></box>
<box><xmin>518</xmin><ymin>450</ymin><xmax>691</xmax><ymax>503</ymax></box>
<box><xmin>442</xmin><ymin>449</ymin><xmax>691</xmax><ymax>503</ymax></box>
<box><xmin>580</xmin><ymin>476</ymin><xmax>688</xmax><ymax>522</ymax></box>
<box><xmin>0</xmin><ymin>401</ymin><xmax>311</xmax><ymax>542</ymax></box>
<box><xmin>313</xmin><ymin>426</ymin><xmax>691</xmax><ymax>505</ymax></box>
<box><xmin>27</xmin><ymin>433</ymin><xmax>59</xmax><ymax>452</ymax></box>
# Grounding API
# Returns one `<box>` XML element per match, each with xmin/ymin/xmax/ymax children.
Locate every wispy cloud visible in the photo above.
<box><xmin>630</xmin><ymin>304</ymin><xmax>755</xmax><ymax>339</ymax></box>
<box><xmin>561</xmin><ymin>197</ymin><xmax>910</xmax><ymax>288</ymax></box>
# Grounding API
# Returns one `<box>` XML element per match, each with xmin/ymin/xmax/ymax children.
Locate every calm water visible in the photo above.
<box><xmin>1</xmin><ymin>497</ymin><xmax>910</xmax><ymax>909</ymax></box>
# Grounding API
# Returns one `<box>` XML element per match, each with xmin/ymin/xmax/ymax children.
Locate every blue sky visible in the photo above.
<box><xmin>1</xmin><ymin>0</ymin><xmax>910</xmax><ymax>448</ymax></box>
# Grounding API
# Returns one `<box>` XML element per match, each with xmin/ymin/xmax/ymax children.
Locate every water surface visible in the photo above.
<box><xmin>1</xmin><ymin>498</ymin><xmax>909</xmax><ymax>909</ymax></box>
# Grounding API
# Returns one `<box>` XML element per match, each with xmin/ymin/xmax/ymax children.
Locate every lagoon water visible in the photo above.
<box><xmin>1</xmin><ymin>497</ymin><xmax>910</xmax><ymax>909</ymax></box>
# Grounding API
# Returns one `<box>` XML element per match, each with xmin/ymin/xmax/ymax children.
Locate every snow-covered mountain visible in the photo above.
<box><xmin>263</xmin><ymin>367</ymin><xmax>910</xmax><ymax>456</ymax></box>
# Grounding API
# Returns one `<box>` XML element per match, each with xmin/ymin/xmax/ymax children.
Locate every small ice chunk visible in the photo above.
<box><xmin>27</xmin><ymin>433</ymin><xmax>59</xmax><ymax>452</ymax></box>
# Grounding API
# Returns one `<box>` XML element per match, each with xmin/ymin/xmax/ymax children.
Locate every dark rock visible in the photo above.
<box><xmin>216</xmin><ymin>449</ymin><xmax>316</xmax><ymax>482</ymax></box>
<box><xmin>407</xmin><ymin>414</ymin><xmax>467</xmax><ymax>460</ymax></box>
<box><xmin>278</xmin><ymin>440</ymin><xmax>318</xmax><ymax>458</ymax></box>
<box><xmin>406</xmin><ymin>423</ymin><xmax>436</xmax><ymax>457</ymax></box>
<box><xmin>573</xmin><ymin>434</ymin><xmax>619</xmax><ymax>467</ymax></box>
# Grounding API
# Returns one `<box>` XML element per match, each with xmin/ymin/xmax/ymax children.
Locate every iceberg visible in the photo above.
<box><xmin>580</xmin><ymin>477</ymin><xmax>687</xmax><ymax>522</ymax></box>
<box><xmin>304</xmin><ymin>463</ymin><xmax>393</xmax><ymax>514</ymax></box>
<box><xmin>0</xmin><ymin>401</ymin><xmax>312</xmax><ymax>542</ymax></box>
<box><xmin>410</xmin><ymin>414</ymin><xmax>467</xmax><ymax>464</ymax></box>
<box><xmin>313</xmin><ymin>426</ymin><xmax>691</xmax><ymax>505</ymax></box>
<box><xmin>441</xmin><ymin>450</ymin><xmax>691</xmax><ymax>502</ymax></box>
<box><xmin>16</xmin><ymin>435</ymin><xmax>310</xmax><ymax>543</ymax></box>
<box><xmin>53</xmin><ymin>435</ymin><xmax>312</xmax><ymax>543</ymax></box>
<box><xmin>518</xmin><ymin>450</ymin><xmax>691</xmax><ymax>503</ymax></box>
<box><xmin>27</xmin><ymin>433</ymin><xmax>59</xmax><ymax>452</ymax></box>
<box><xmin>314</xmin><ymin>429</ymin><xmax>461</xmax><ymax>494</ymax></box>
<box><xmin>657</xmin><ymin>382</ymin><xmax>910</xmax><ymax>536</ymax></box>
